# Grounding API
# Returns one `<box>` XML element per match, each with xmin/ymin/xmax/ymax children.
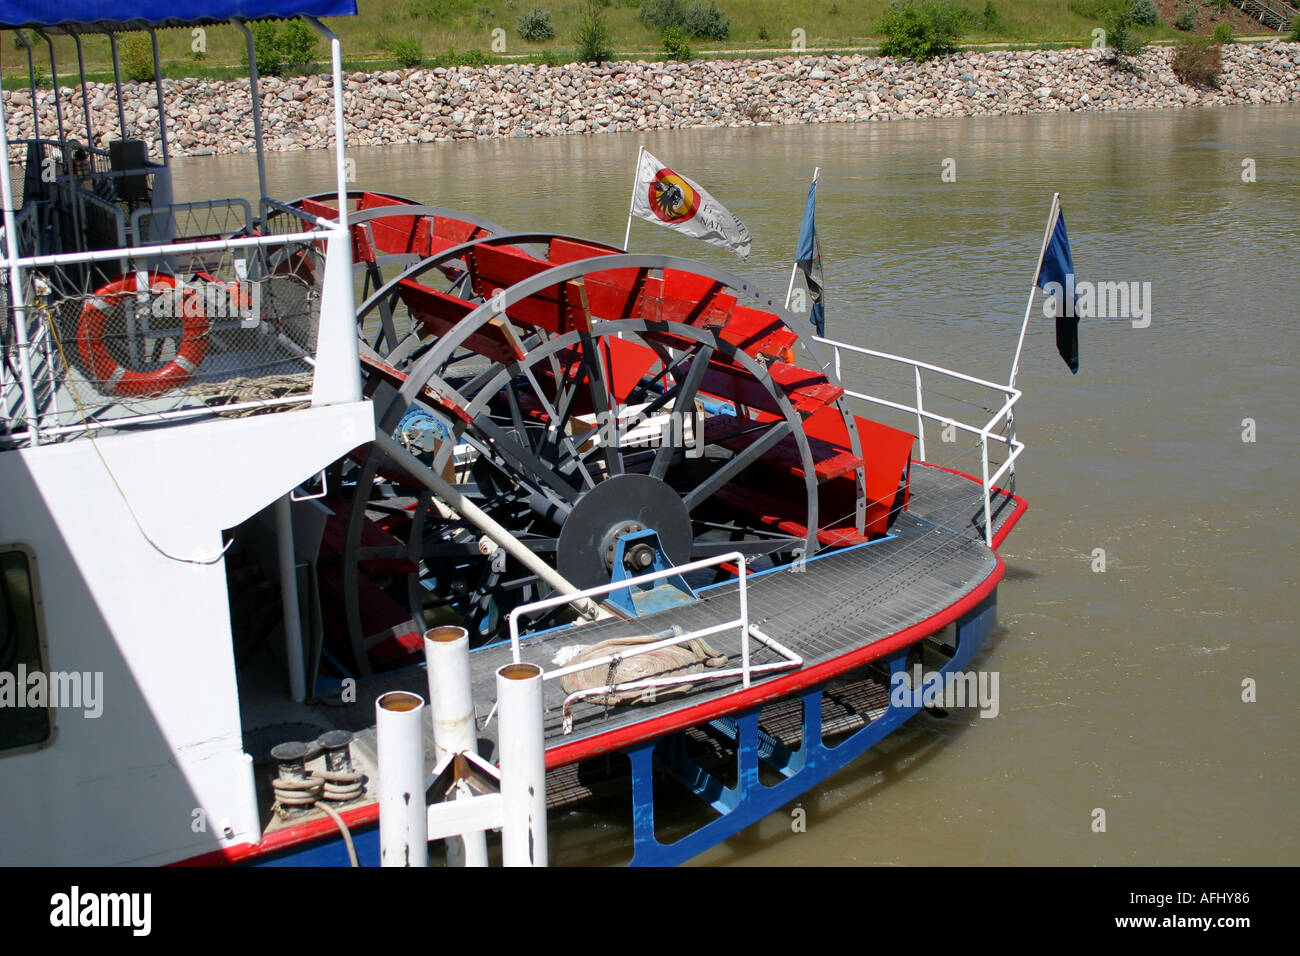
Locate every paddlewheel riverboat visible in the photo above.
<box><xmin>0</xmin><ymin>1</ymin><xmax>1028</xmax><ymax>866</ymax></box>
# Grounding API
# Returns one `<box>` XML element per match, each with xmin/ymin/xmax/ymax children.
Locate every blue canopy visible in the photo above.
<box><xmin>0</xmin><ymin>1</ymin><xmax>357</xmax><ymax>30</ymax></box>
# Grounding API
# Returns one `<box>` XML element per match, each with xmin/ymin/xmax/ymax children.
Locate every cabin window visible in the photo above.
<box><xmin>0</xmin><ymin>546</ymin><xmax>51</xmax><ymax>753</ymax></box>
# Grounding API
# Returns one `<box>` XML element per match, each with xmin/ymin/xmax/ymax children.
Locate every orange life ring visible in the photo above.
<box><xmin>77</xmin><ymin>272</ymin><xmax>210</xmax><ymax>398</ymax></box>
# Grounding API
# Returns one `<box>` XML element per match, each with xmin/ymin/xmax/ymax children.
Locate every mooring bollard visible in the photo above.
<box><xmin>497</xmin><ymin>662</ymin><xmax>547</xmax><ymax>867</ymax></box>
<box><xmin>425</xmin><ymin>626</ymin><xmax>488</xmax><ymax>867</ymax></box>
<box><xmin>376</xmin><ymin>690</ymin><xmax>428</xmax><ymax>867</ymax></box>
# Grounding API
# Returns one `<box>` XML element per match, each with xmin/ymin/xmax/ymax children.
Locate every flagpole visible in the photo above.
<box><xmin>623</xmin><ymin>144</ymin><xmax>646</xmax><ymax>251</ymax></box>
<box><xmin>784</xmin><ymin>166</ymin><xmax>821</xmax><ymax>310</ymax></box>
<box><xmin>1007</xmin><ymin>192</ymin><xmax>1061</xmax><ymax>390</ymax></box>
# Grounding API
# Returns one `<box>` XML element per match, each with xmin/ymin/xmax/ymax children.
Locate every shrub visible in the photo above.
<box><xmin>639</xmin><ymin>0</ymin><xmax>683</xmax><ymax>31</ymax></box>
<box><xmin>243</xmin><ymin>19</ymin><xmax>318</xmax><ymax>76</ymax></box>
<box><xmin>1101</xmin><ymin>0</ymin><xmax>1147</xmax><ymax>61</ymax></box>
<box><xmin>1130</xmin><ymin>0</ymin><xmax>1160</xmax><ymax>26</ymax></box>
<box><xmin>1291</xmin><ymin>17</ymin><xmax>1300</xmax><ymax>42</ymax></box>
<box><xmin>442</xmin><ymin>48</ymin><xmax>492</xmax><ymax>66</ymax></box>
<box><xmin>1067</xmin><ymin>0</ymin><xmax>1107</xmax><ymax>17</ymax></box>
<box><xmin>1212</xmin><ymin>22</ymin><xmax>1234</xmax><ymax>43</ymax></box>
<box><xmin>663</xmin><ymin>25</ymin><xmax>692</xmax><ymax>59</ymax></box>
<box><xmin>574</xmin><ymin>0</ymin><xmax>613</xmax><ymax>61</ymax></box>
<box><xmin>877</xmin><ymin>1</ymin><xmax>973</xmax><ymax>61</ymax></box>
<box><xmin>682</xmin><ymin>1</ymin><xmax>731</xmax><ymax>40</ymax></box>
<box><xmin>121</xmin><ymin>33</ymin><xmax>156</xmax><ymax>83</ymax></box>
<box><xmin>757</xmin><ymin>26</ymin><xmax>770</xmax><ymax>40</ymax></box>
<box><xmin>245</xmin><ymin>22</ymin><xmax>282</xmax><ymax>76</ymax></box>
<box><xmin>979</xmin><ymin>1</ymin><xmax>1000</xmax><ymax>28</ymax></box>
<box><xmin>391</xmin><ymin>38</ymin><xmax>425</xmax><ymax>67</ymax></box>
<box><xmin>1171</xmin><ymin>34</ymin><xmax>1222</xmax><ymax>86</ymax></box>
<box><xmin>1174</xmin><ymin>8</ymin><xmax>1195</xmax><ymax>30</ymax></box>
<box><xmin>640</xmin><ymin>0</ymin><xmax>729</xmax><ymax>40</ymax></box>
<box><xmin>277</xmin><ymin>19</ymin><xmax>319</xmax><ymax>70</ymax></box>
<box><xmin>517</xmin><ymin>8</ymin><xmax>557</xmax><ymax>40</ymax></box>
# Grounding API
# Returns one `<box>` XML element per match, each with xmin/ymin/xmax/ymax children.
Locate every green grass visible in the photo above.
<box><xmin>0</xmin><ymin>0</ymin><xmax>1270</xmax><ymax>83</ymax></box>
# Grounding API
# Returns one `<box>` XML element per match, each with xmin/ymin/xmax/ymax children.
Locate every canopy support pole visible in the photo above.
<box><xmin>233</xmin><ymin>21</ymin><xmax>269</xmax><ymax>209</ymax></box>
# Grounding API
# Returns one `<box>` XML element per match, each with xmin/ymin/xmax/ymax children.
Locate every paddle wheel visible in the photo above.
<box><xmin>301</xmin><ymin>201</ymin><xmax>918</xmax><ymax>675</ymax></box>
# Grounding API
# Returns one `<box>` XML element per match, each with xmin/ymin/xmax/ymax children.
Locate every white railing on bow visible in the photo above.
<box><xmin>507</xmin><ymin>551</ymin><xmax>803</xmax><ymax>734</ymax></box>
<box><xmin>814</xmin><ymin>336</ymin><xmax>1026</xmax><ymax>547</ymax></box>
<box><xmin>0</xmin><ymin>222</ymin><xmax>348</xmax><ymax>447</ymax></box>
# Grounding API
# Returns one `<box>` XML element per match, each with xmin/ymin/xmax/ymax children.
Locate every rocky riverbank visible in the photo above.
<box><xmin>5</xmin><ymin>42</ymin><xmax>1298</xmax><ymax>156</ymax></box>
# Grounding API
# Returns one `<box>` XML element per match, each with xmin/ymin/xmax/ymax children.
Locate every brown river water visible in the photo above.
<box><xmin>173</xmin><ymin>102</ymin><xmax>1299</xmax><ymax>865</ymax></box>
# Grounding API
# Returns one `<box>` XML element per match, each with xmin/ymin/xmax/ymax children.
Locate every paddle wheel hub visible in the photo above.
<box><xmin>556</xmin><ymin>473</ymin><xmax>692</xmax><ymax>589</ymax></box>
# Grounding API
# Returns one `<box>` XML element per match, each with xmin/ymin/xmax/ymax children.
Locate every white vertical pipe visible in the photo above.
<box><xmin>306</xmin><ymin>19</ymin><xmax>351</xmax><ymax>222</ymax></box>
<box><xmin>425</xmin><ymin>625</ymin><xmax>488</xmax><ymax>867</ymax></box>
<box><xmin>980</xmin><ymin>434</ymin><xmax>993</xmax><ymax>547</ymax></box>
<box><xmin>1008</xmin><ymin>192</ymin><xmax>1060</xmax><ymax>390</ymax></box>
<box><xmin>623</xmin><ymin>144</ymin><xmax>645</xmax><ymax>251</ymax></box>
<box><xmin>737</xmin><ymin>555</ymin><xmax>750</xmax><ymax>689</ymax></box>
<box><xmin>274</xmin><ymin>494</ymin><xmax>306</xmax><ymax>702</ymax></box>
<box><xmin>0</xmin><ymin>76</ymin><xmax>41</xmax><ymax>447</ymax></box>
<box><xmin>496</xmin><ymin>663</ymin><xmax>546</xmax><ymax>867</ymax></box>
<box><xmin>377</xmin><ymin>691</ymin><xmax>429</xmax><ymax>867</ymax></box>
<box><xmin>782</xmin><ymin>261</ymin><xmax>800</xmax><ymax>311</ymax></box>
<box><xmin>913</xmin><ymin>365</ymin><xmax>927</xmax><ymax>463</ymax></box>
<box><xmin>785</xmin><ymin>166</ymin><xmax>821</xmax><ymax>310</ymax></box>
<box><xmin>425</xmin><ymin>626</ymin><xmax>476</xmax><ymax>762</ymax></box>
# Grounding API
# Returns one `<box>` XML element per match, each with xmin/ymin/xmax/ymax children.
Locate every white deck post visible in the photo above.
<box><xmin>497</xmin><ymin>663</ymin><xmax>547</xmax><ymax>867</ymax></box>
<box><xmin>425</xmin><ymin>626</ymin><xmax>489</xmax><ymax>867</ymax></box>
<box><xmin>0</xmin><ymin>82</ymin><xmax>41</xmax><ymax>446</ymax></box>
<box><xmin>376</xmin><ymin>691</ymin><xmax>429</xmax><ymax>867</ymax></box>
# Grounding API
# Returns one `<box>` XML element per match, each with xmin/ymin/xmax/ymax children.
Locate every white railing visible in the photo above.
<box><xmin>506</xmin><ymin>551</ymin><xmax>802</xmax><ymax>734</ymax></box>
<box><xmin>814</xmin><ymin>335</ymin><xmax>1026</xmax><ymax>547</ymax></box>
<box><xmin>0</xmin><ymin>222</ymin><xmax>348</xmax><ymax>447</ymax></box>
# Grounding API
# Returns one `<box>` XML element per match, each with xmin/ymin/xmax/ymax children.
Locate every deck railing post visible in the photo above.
<box><xmin>914</xmin><ymin>364</ymin><xmax>927</xmax><ymax>462</ymax></box>
<box><xmin>738</xmin><ymin>555</ymin><xmax>751</xmax><ymax>688</ymax></box>
<box><xmin>980</xmin><ymin>432</ymin><xmax>993</xmax><ymax>547</ymax></box>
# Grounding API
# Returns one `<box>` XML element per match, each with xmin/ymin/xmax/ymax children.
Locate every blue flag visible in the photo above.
<box><xmin>794</xmin><ymin>179</ymin><xmax>825</xmax><ymax>337</ymax></box>
<box><xmin>1035</xmin><ymin>205</ymin><xmax>1080</xmax><ymax>373</ymax></box>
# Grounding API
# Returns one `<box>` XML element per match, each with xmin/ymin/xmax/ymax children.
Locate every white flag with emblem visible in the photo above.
<box><xmin>627</xmin><ymin>149</ymin><xmax>752</xmax><ymax>258</ymax></box>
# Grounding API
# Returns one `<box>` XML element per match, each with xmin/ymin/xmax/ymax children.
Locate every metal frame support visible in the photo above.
<box><xmin>625</xmin><ymin>590</ymin><xmax>998</xmax><ymax>866</ymax></box>
<box><xmin>150</xmin><ymin>29</ymin><xmax>170</xmax><ymax>164</ymax></box>
<box><xmin>34</xmin><ymin>31</ymin><xmax>66</xmax><ymax>147</ymax></box>
<box><xmin>74</xmin><ymin>34</ymin><xmax>95</xmax><ymax>148</ymax></box>
<box><xmin>232</xmin><ymin>21</ymin><xmax>269</xmax><ymax>207</ymax></box>
<box><xmin>12</xmin><ymin>29</ymin><xmax>40</xmax><ymax>141</ymax></box>
<box><xmin>108</xmin><ymin>33</ymin><xmax>128</xmax><ymax>138</ymax></box>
